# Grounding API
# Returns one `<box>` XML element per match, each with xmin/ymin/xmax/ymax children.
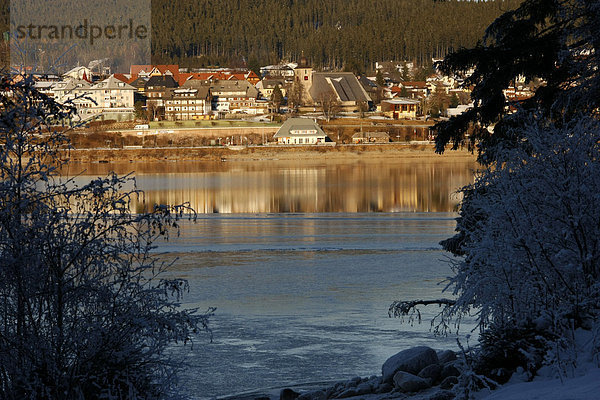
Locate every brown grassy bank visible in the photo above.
<box><xmin>65</xmin><ymin>144</ymin><xmax>476</xmax><ymax>163</ymax></box>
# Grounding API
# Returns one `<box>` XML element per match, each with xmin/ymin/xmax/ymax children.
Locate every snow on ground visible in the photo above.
<box><xmin>480</xmin><ymin>367</ymin><xmax>600</xmax><ymax>400</ymax></box>
<box><xmin>480</xmin><ymin>328</ymin><xmax>600</xmax><ymax>400</ymax></box>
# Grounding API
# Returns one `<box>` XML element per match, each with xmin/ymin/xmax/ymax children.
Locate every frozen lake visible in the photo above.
<box><xmin>65</xmin><ymin>158</ymin><xmax>477</xmax><ymax>398</ymax></box>
<box><xmin>159</xmin><ymin>214</ymin><xmax>470</xmax><ymax>399</ymax></box>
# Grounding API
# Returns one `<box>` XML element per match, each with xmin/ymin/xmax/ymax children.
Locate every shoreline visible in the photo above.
<box><xmin>65</xmin><ymin>143</ymin><xmax>477</xmax><ymax>163</ymax></box>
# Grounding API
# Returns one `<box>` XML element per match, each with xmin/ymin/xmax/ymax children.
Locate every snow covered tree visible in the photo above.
<box><xmin>0</xmin><ymin>73</ymin><xmax>212</xmax><ymax>399</ymax></box>
<box><xmin>434</xmin><ymin>0</ymin><xmax>600</xmax><ymax>164</ymax></box>
<box><xmin>445</xmin><ymin>116</ymin><xmax>600</xmax><ymax>332</ymax></box>
<box><xmin>392</xmin><ymin>116</ymin><xmax>600</xmax><ymax>383</ymax></box>
<box><xmin>393</xmin><ymin>2</ymin><xmax>600</xmax><ymax>387</ymax></box>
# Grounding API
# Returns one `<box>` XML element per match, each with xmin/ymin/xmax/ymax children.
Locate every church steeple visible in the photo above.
<box><xmin>294</xmin><ymin>51</ymin><xmax>313</xmax><ymax>105</ymax></box>
<box><xmin>298</xmin><ymin>51</ymin><xmax>310</xmax><ymax>68</ymax></box>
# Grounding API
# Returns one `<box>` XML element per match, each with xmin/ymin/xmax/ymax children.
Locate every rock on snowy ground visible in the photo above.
<box><xmin>382</xmin><ymin>346</ymin><xmax>439</xmax><ymax>382</ymax></box>
<box><xmin>219</xmin><ymin>333</ymin><xmax>600</xmax><ymax>400</ymax></box>
<box><xmin>264</xmin><ymin>346</ymin><xmax>461</xmax><ymax>400</ymax></box>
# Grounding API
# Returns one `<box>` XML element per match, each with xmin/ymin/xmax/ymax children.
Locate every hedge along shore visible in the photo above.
<box><xmin>64</xmin><ymin>144</ymin><xmax>477</xmax><ymax>163</ymax></box>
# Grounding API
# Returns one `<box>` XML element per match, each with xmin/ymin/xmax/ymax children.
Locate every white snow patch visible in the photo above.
<box><xmin>480</xmin><ymin>367</ymin><xmax>600</xmax><ymax>400</ymax></box>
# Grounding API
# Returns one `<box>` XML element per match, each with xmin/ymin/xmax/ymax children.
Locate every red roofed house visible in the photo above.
<box><xmin>381</xmin><ymin>98</ymin><xmax>421</xmax><ymax>119</ymax></box>
<box><xmin>130</xmin><ymin>65</ymin><xmax>180</xmax><ymax>81</ymax></box>
<box><xmin>244</xmin><ymin>70</ymin><xmax>260</xmax><ymax>85</ymax></box>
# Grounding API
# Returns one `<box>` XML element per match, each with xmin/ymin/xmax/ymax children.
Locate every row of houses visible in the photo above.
<box><xmin>144</xmin><ymin>75</ymin><xmax>268</xmax><ymax>120</ymax></box>
<box><xmin>33</xmin><ymin>60</ymin><xmax>375</xmax><ymax>121</ymax></box>
<box><xmin>30</xmin><ymin>57</ymin><xmax>534</xmax><ymax>122</ymax></box>
<box><xmin>33</xmin><ymin>65</ymin><xmax>269</xmax><ymax>121</ymax></box>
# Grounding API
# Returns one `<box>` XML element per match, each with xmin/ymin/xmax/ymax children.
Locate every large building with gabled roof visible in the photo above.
<box><xmin>309</xmin><ymin>72</ymin><xmax>371</xmax><ymax>110</ymax></box>
<box><xmin>51</xmin><ymin>75</ymin><xmax>135</xmax><ymax>121</ymax></box>
<box><xmin>292</xmin><ymin>56</ymin><xmax>371</xmax><ymax>111</ymax></box>
<box><xmin>273</xmin><ymin>118</ymin><xmax>327</xmax><ymax>145</ymax></box>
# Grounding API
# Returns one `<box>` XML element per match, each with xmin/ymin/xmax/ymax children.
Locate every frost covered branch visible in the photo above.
<box><xmin>0</xmin><ymin>71</ymin><xmax>211</xmax><ymax>399</ymax></box>
<box><xmin>389</xmin><ymin>299</ymin><xmax>457</xmax><ymax>320</ymax></box>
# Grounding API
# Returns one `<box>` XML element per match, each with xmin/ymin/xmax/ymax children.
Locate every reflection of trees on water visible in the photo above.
<box><xmin>65</xmin><ymin>160</ymin><xmax>478</xmax><ymax>214</ymax></box>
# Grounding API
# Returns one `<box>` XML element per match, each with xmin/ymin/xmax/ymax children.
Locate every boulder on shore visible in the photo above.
<box><xmin>382</xmin><ymin>346</ymin><xmax>439</xmax><ymax>383</ymax></box>
<box><xmin>393</xmin><ymin>371</ymin><xmax>431</xmax><ymax>392</ymax></box>
<box><xmin>280</xmin><ymin>388</ymin><xmax>300</xmax><ymax>400</ymax></box>
<box><xmin>418</xmin><ymin>363</ymin><xmax>443</xmax><ymax>384</ymax></box>
<box><xmin>437</xmin><ymin>350</ymin><xmax>457</xmax><ymax>364</ymax></box>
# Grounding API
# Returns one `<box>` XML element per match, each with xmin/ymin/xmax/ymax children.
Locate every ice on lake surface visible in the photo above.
<box><xmin>156</xmin><ymin>213</ymin><xmax>473</xmax><ymax>399</ymax></box>
<box><xmin>65</xmin><ymin>160</ymin><xmax>478</xmax><ymax>398</ymax></box>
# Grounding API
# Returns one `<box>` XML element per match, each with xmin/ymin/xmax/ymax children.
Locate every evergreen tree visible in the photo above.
<box><xmin>148</xmin><ymin>0</ymin><xmax>522</xmax><ymax>71</ymax></box>
<box><xmin>375</xmin><ymin>70</ymin><xmax>385</xmax><ymax>87</ymax></box>
<box><xmin>287</xmin><ymin>77</ymin><xmax>304</xmax><ymax>113</ymax></box>
<box><xmin>271</xmin><ymin>84</ymin><xmax>284</xmax><ymax>113</ymax></box>
<box><xmin>434</xmin><ymin>0</ymin><xmax>600</xmax><ymax>164</ymax></box>
<box><xmin>134</xmin><ymin>101</ymin><xmax>146</xmax><ymax>121</ymax></box>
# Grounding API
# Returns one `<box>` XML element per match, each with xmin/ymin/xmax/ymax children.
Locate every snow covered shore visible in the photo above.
<box><xmin>219</xmin><ymin>329</ymin><xmax>600</xmax><ymax>400</ymax></box>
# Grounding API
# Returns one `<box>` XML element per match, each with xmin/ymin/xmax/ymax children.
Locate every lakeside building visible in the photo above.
<box><xmin>62</xmin><ymin>66</ymin><xmax>92</xmax><ymax>82</ymax></box>
<box><xmin>210</xmin><ymin>80</ymin><xmax>268</xmax><ymax>116</ymax></box>
<box><xmin>381</xmin><ymin>98</ymin><xmax>421</xmax><ymax>119</ymax></box>
<box><xmin>256</xmin><ymin>78</ymin><xmax>287</xmax><ymax>100</ymax></box>
<box><xmin>130</xmin><ymin>65</ymin><xmax>180</xmax><ymax>81</ymax></box>
<box><xmin>90</xmin><ymin>76</ymin><xmax>136</xmax><ymax>116</ymax></box>
<box><xmin>292</xmin><ymin>57</ymin><xmax>372</xmax><ymax>111</ymax></box>
<box><xmin>51</xmin><ymin>75</ymin><xmax>135</xmax><ymax>121</ymax></box>
<box><xmin>390</xmin><ymin>81</ymin><xmax>429</xmax><ymax>99</ymax></box>
<box><xmin>260</xmin><ymin>63</ymin><xmax>296</xmax><ymax>78</ymax></box>
<box><xmin>178</xmin><ymin>69</ymin><xmax>260</xmax><ymax>85</ymax></box>
<box><xmin>273</xmin><ymin>118</ymin><xmax>327</xmax><ymax>145</ymax></box>
<box><xmin>145</xmin><ymin>76</ymin><xmax>179</xmax><ymax>120</ymax></box>
<box><xmin>309</xmin><ymin>72</ymin><xmax>372</xmax><ymax>111</ymax></box>
<box><xmin>164</xmin><ymin>80</ymin><xmax>212</xmax><ymax>120</ymax></box>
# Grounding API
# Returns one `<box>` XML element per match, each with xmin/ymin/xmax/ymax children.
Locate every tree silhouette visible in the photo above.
<box><xmin>0</xmin><ymin>72</ymin><xmax>212</xmax><ymax>399</ymax></box>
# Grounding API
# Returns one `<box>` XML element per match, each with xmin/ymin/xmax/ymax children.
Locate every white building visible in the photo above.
<box><xmin>210</xmin><ymin>80</ymin><xmax>267</xmax><ymax>115</ymax></box>
<box><xmin>52</xmin><ymin>75</ymin><xmax>135</xmax><ymax>121</ymax></box>
<box><xmin>273</xmin><ymin>118</ymin><xmax>327</xmax><ymax>145</ymax></box>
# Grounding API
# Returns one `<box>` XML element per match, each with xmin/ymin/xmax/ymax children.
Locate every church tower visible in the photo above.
<box><xmin>293</xmin><ymin>54</ymin><xmax>313</xmax><ymax>103</ymax></box>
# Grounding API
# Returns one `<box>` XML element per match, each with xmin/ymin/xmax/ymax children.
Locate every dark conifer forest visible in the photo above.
<box><xmin>0</xmin><ymin>0</ymin><xmax>523</xmax><ymax>70</ymax></box>
<box><xmin>151</xmin><ymin>0</ymin><xmax>523</xmax><ymax>70</ymax></box>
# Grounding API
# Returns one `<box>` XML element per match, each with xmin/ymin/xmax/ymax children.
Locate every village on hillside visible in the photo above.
<box><xmin>24</xmin><ymin>57</ymin><xmax>536</xmax><ymax>145</ymax></box>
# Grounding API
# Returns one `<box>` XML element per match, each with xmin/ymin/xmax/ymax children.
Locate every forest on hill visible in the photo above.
<box><xmin>1</xmin><ymin>0</ymin><xmax>150</xmax><ymax>71</ymax></box>
<box><xmin>151</xmin><ymin>0</ymin><xmax>523</xmax><ymax>71</ymax></box>
<box><xmin>0</xmin><ymin>0</ymin><xmax>524</xmax><ymax>71</ymax></box>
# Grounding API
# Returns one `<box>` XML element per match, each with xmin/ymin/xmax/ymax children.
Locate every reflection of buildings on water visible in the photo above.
<box><xmin>117</xmin><ymin>160</ymin><xmax>477</xmax><ymax>214</ymax></box>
